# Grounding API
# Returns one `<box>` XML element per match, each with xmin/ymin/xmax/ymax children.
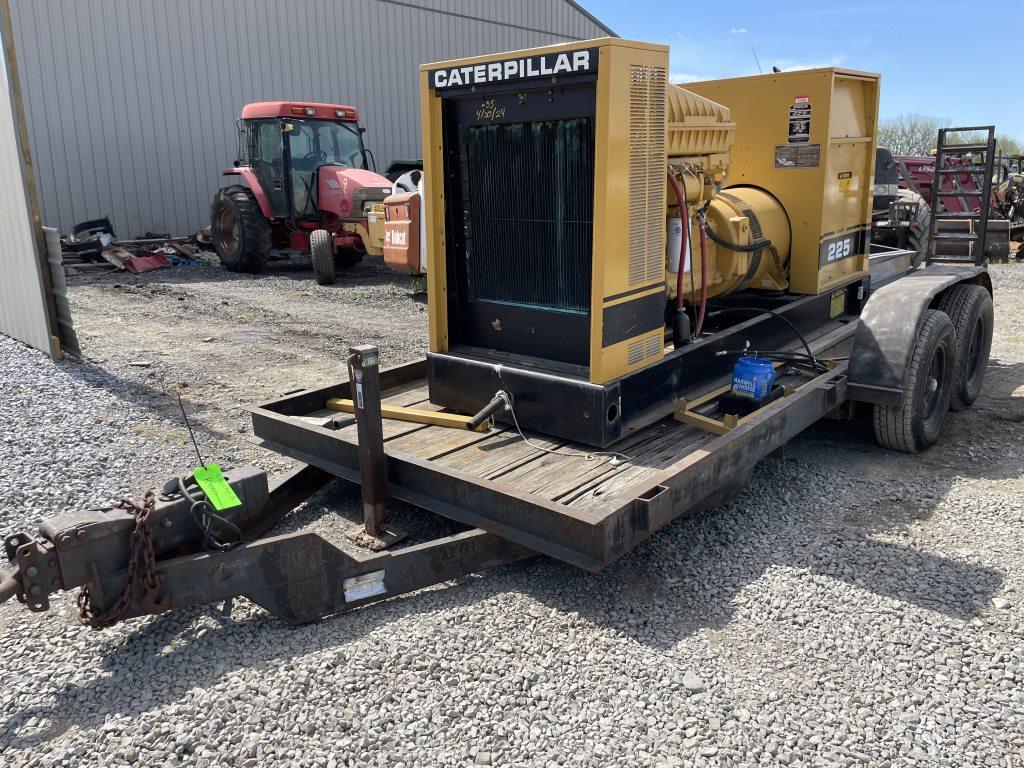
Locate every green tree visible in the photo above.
<box><xmin>877</xmin><ymin>114</ymin><xmax>946</xmax><ymax>155</ymax></box>
<box><xmin>879</xmin><ymin>113</ymin><xmax>1024</xmax><ymax>159</ymax></box>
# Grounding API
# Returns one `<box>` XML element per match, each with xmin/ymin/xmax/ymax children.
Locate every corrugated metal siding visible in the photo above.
<box><xmin>0</xmin><ymin>10</ymin><xmax>53</xmax><ymax>355</ymax></box>
<box><xmin>9</xmin><ymin>0</ymin><xmax>611</xmax><ymax>237</ymax></box>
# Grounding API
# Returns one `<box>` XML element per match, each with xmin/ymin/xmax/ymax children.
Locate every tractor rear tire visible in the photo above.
<box><xmin>211</xmin><ymin>186</ymin><xmax>271</xmax><ymax>272</ymax></box>
<box><xmin>937</xmin><ymin>283</ymin><xmax>993</xmax><ymax>411</ymax></box>
<box><xmin>873</xmin><ymin>309</ymin><xmax>956</xmax><ymax>453</ymax></box>
<box><xmin>311</xmin><ymin>229</ymin><xmax>336</xmax><ymax>286</ymax></box>
<box><xmin>897</xmin><ymin>188</ymin><xmax>931</xmax><ymax>267</ymax></box>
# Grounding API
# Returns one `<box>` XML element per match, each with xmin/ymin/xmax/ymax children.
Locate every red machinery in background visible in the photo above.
<box><xmin>211</xmin><ymin>101</ymin><xmax>394</xmax><ymax>284</ymax></box>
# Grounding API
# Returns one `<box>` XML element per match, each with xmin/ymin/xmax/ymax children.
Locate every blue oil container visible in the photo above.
<box><xmin>731</xmin><ymin>357</ymin><xmax>776</xmax><ymax>400</ymax></box>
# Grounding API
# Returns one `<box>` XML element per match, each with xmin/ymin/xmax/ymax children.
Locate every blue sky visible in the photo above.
<box><xmin>580</xmin><ymin>1</ymin><xmax>1022</xmax><ymax>140</ymax></box>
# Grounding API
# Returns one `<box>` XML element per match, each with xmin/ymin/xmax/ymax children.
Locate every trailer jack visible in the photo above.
<box><xmin>0</xmin><ymin>462</ymin><xmax>530</xmax><ymax>626</ymax></box>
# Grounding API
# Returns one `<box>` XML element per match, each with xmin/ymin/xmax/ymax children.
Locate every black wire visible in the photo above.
<box><xmin>177</xmin><ymin>477</ymin><xmax>243</xmax><ymax>551</ymax></box>
<box><xmin>707</xmin><ymin>307</ymin><xmax>820</xmax><ymax>370</ymax></box>
<box><xmin>177</xmin><ymin>394</ymin><xmax>206</xmax><ymax>469</ymax></box>
<box><xmin>699</xmin><ymin>209</ymin><xmax>772</xmax><ymax>253</ymax></box>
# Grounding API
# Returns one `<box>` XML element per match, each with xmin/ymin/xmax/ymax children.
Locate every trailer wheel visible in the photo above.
<box><xmin>872</xmin><ymin>309</ymin><xmax>956</xmax><ymax>453</ymax></box>
<box><xmin>311</xmin><ymin>229</ymin><xmax>336</xmax><ymax>286</ymax></box>
<box><xmin>211</xmin><ymin>186</ymin><xmax>271</xmax><ymax>272</ymax></box>
<box><xmin>897</xmin><ymin>188</ymin><xmax>931</xmax><ymax>267</ymax></box>
<box><xmin>937</xmin><ymin>283</ymin><xmax>993</xmax><ymax>411</ymax></box>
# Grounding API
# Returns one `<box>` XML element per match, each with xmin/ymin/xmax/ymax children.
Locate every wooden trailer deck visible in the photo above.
<box><xmin>250</xmin><ymin>323</ymin><xmax>856</xmax><ymax>570</ymax></box>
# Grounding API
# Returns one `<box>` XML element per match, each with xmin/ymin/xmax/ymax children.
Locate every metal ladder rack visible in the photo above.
<box><xmin>927</xmin><ymin>126</ymin><xmax>996</xmax><ymax>266</ymax></box>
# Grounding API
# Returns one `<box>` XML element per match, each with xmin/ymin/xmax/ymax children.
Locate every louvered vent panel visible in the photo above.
<box><xmin>627</xmin><ymin>338</ymin><xmax>645</xmax><ymax>365</ymax></box>
<box><xmin>645</xmin><ymin>332</ymin><xmax>662</xmax><ymax>359</ymax></box>
<box><xmin>628</xmin><ymin>64</ymin><xmax>668</xmax><ymax>287</ymax></box>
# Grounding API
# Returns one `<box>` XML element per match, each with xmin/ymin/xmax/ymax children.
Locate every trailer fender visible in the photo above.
<box><xmin>847</xmin><ymin>265</ymin><xmax>991</xmax><ymax>405</ymax></box>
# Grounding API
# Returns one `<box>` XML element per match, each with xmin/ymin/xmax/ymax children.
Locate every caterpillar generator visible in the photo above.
<box><xmin>421</xmin><ymin>38</ymin><xmax>896</xmax><ymax>447</ymax></box>
<box><xmin>1</xmin><ymin>39</ymin><xmax>994</xmax><ymax>631</ymax></box>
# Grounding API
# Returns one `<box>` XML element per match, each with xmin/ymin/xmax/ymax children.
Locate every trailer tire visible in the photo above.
<box><xmin>897</xmin><ymin>188</ymin><xmax>931</xmax><ymax>267</ymax></box>
<box><xmin>937</xmin><ymin>283</ymin><xmax>993</xmax><ymax>411</ymax></box>
<box><xmin>311</xmin><ymin>230</ymin><xmax>336</xmax><ymax>286</ymax></box>
<box><xmin>211</xmin><ymin>186</ymin><xmax>271</xmax><ymax>272</ymax></box>
<box><xmin>872</xmin><ymin>309</ymin><xmax>955</xmax><ymax>453</ymax></box>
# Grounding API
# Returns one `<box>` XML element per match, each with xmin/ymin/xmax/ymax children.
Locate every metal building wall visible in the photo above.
<box><xmin>0</xmin><ymin>2</ymin><xmax>55</xmax><ymax>356</ymax></box>
<box><xmin>9</xmin><ymin>0</ymin><xmax>612</xmax><ymax>237</ymax></box>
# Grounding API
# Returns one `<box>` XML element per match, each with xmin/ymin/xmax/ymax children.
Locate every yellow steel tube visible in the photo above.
<box><xmin>325</xmin><ymin>399</ymin><xmax>489</xmax><ymax>432</ymax></box>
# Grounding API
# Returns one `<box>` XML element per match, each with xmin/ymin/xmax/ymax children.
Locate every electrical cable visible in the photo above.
<box><xmin>494</xmin><ymin>391</ymin><xmax>633</xmax><ymax>466</ymax></box>
<box><xmin>177</xmin><ymin>394</ymin><xmax>206</xmax><ymax>469</ymax></box>
<box><xmin>694</xmin><ymin>225</ymin><xmax>709</xmax><ymax>337</ymax></box>
<box><xmin>177</xmin><ymin>477</ymin><xmax>243</xmax><ymax>552</ymax></box>
<box><xmin>706</xmin><ymin>306</ymin><xmax>820</xmax><ymax>370</ymax></box>
<box><xmin>698</xmin><ymin>208</ymin><xmax>773</xmax><ymax>253</ymax></box>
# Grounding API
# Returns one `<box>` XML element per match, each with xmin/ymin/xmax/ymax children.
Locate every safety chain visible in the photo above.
<box><xmin>77</xmin><ymin>491</ymin><xmax>164</xmax><ymax>629</ymax></box>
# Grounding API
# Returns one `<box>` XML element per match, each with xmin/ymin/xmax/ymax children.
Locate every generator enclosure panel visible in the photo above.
<box><xmin>685</xmin><ymin>69</ymin><xmax>879</xmax><ymax>295</ymax></box>
<box><xmin>420</xmin><ymin>38</ymin><xmax>670</xmax><ymax>386</ymax></box>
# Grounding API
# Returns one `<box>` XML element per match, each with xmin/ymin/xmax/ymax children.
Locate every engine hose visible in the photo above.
<box><xmin>694</xmin><ymin>226</ymin><xmax>709</xmax><ymax>337</ymax></box>
<box><xmin>667</xmin><ymin>170</ymin><xmax>689</xmax><ymax>311</ymax></box>
<box><xmin>699</xmin><ymin>210</ymin><xmax>772</xmax><ymax>253</ymax></box>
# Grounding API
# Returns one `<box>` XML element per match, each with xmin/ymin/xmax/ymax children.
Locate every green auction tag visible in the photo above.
<box><xmin>193</xmin><ymin>464</ymin><xmax>242</xmax><ymax>511</ymax></box>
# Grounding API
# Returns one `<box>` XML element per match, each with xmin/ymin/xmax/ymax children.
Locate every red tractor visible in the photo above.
<box><xmin>211</xmin><ymin>101</ymin><xmax>394</xmax><ymax>284</ymax></box>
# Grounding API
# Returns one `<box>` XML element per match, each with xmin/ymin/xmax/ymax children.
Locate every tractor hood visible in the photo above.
<box><xmin>318</xmin><ymin>167</ymin><xmax>392</xmax><ymax>219</ymax></box>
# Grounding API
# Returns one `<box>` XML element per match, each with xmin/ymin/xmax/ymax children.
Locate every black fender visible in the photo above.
<box><xmin>847</xmin><ymin>265</ymin><xmax>992</xmax><ymax>406</ymax></box>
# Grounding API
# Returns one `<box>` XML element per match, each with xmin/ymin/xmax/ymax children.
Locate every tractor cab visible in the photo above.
<box><xmin>214</xmin><ymin>101</ymin><xmax>393</xmax><ymax>280</ymax></box>
<box><xmin>235</xmin><ymin>101</ymin><xmax>374</xmax><ymax>220</ymax></box>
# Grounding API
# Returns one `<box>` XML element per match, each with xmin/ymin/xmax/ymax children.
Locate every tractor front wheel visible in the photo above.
<box><xmin>211</xmin><ymin>186</ymin><xmax>271</xmax><ymax>272</ymax></box>
<box><xmin>311</xmin><ymin>229</ymin><xmax>336</xmax><ymax>286</ymax></box>
<box><xmin>896</xmin><ymin>188</ymin><xmax>931</xmax><ymax>268</ymax></box>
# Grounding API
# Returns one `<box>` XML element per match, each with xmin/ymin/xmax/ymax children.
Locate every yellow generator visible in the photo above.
<box><xmin>420</xmin><ymin>38</ymin><xmax>879</xmax><ymax>447</ymax></box>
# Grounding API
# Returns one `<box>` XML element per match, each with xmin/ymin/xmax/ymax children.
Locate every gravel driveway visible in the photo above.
<box><xmin>1</xmin><ymin>261</ymin><xmax>1022</xmax><ymax>767</ymax></box>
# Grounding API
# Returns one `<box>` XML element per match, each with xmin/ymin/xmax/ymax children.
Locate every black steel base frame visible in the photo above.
<box><xmin>428</xmin><ymin>278</ymin><xmax>868</xmax><ymax>447</ymax></box>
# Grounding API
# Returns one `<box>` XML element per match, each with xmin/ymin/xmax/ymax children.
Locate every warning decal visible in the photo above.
<box><xmin>788</xmin><ymin>99</ymin><xmax>811</xmax><ymax>143</ymax></box>
<box><xmin>774</xmin><ymin>143</ymin><xmax>822</xmax><ymax>169</ymax></box>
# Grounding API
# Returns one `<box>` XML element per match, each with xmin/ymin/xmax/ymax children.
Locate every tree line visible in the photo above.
<box><xmin>878</xmin><ymin>114</ymin><xmax>1023</xmax><ymax>158</ymax></box>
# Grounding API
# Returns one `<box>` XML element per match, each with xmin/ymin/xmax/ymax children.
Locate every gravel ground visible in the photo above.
<box><xmin>1</xmin><ymin>262</ymin><xmax>1023</xmax><ymax>767</ymax></box>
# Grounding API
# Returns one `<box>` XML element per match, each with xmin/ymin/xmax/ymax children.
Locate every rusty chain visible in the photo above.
<box><xmin>77</xmin><ymin>490</ymin><xmax>164</xmax><ymax>629</ymax></box>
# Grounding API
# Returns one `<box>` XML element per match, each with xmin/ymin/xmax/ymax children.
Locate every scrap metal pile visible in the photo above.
<box><xmin>61</xmin><ymin>216</ymin><xmax>212</xmax><ymax>275</ymax></box>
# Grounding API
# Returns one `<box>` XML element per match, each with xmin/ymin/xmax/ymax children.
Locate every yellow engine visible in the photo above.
<box><xmin>666</xmin><ymin>67</ymin><xmax>879</xmax><ymax>304</ymax></box>
<box><xmin>663</xmin><ymin>86</ymin><xmax>790</xmax><ymax>304</ymax></box>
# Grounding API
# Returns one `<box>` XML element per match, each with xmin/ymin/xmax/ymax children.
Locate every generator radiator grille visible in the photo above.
<box><xmin>628</xmin><ymin>64</ymin><xmax>667</xmax><ymax>287</ymax></box>
<box><xmin>464</xmin><ymin>118</ymin><xmax>595</xmax><ymax>313</ymax></box>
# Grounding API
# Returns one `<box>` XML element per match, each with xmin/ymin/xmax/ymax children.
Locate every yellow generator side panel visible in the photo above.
<box><xmin>419</xmin><ymin>39</ymin><xmax>670</xmax><ymax>385</ymax></box>
<box><xmin>590</xmin><ymin>42</ymin><xmax>669</xmax><ymax>384</ymax></box>
<box><xmin>686</xmin><ymin>68</ymin><xmax>879</xmax><ymax>295</ymax></box>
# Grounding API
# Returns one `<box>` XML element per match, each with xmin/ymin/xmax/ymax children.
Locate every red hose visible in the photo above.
<box><xmin>694</xmin><ymin>225</ymin><xmax>709</xmax><ymax>337</ymax></box>
<box><xmin>667</xmin><ymin>170</ymin><xmax>688</xmax><ymax>311</ymax></box>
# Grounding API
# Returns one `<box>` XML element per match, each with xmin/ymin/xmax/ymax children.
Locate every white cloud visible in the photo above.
<box><xmin>730</xmin><ymin>27</ymin><xmax>747</xmax><ymax>34</ymax></box>
<box><xmin>670</xmin><ymin>72</ymin><xmax>701</xmax><ymax>84</ymax></box>
<box><xmin>773</xmin><ymin>55</ymin><xmax>846</xmax><ymax>71</ymax></box>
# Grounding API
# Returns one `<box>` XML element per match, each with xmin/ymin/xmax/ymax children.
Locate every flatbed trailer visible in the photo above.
<box><xmin>250</xmin><ymin>331</ymin><xmax>853</xmax><ymax>572</ymax></box>
<box><xmin>0</xmin><ymin>251</ymin><xmax>994</xmax><ymax>629</ymax></box>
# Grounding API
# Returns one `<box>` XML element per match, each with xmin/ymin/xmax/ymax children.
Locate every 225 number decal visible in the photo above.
<box><xmin>826</xmin><ymin>237</ymin><xmax>853</xmax><ymax>262</ymax></box>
